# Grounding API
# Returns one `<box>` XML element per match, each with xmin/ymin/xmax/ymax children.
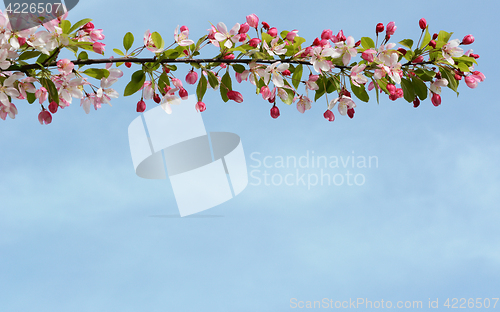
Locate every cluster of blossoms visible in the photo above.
<box><xmin>0</xmin><ymin>10</ymin><xmax>485</xmax><ymax>124</ymax></box>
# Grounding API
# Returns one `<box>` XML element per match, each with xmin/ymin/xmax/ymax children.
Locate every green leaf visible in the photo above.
<box><xmin>361</xmin><ymin>37</ymin><xmax>375</xmax><ymax>49</ymax></box>
<box><xmin>400</xmin><ymin>78</ymin><xmax>415</xmax><ymax>103</ymax></box>
<box><xmin>420</xmin><ymin>27</ymin><xmax>431</xmax><ymax>50</ymax></box>
<box><xmin>414</xmin><ymin>68</ymin><xmax>436</xmax><ymax>81</ymax></box>
<box><xmin>220</xmin><ymin>72</ymin><xmax>232</xmax><ymax>102</ymax></box>
<box><xmin>151</xmin><ymin>32</ymin><xmax>164</xmax><ymax>51</ymax></box>
<box><xmin>437</xmin><ymin>30</ymin><xmax>452</xmax><ymax>45</ymax></box>
<box><xmin>207</xmin><ymin>71</ymin><xmax>219</xmax><ymax>89</ymax></box>
<box><xmin>82</xmin><ymin>68</ymin><xmax>110</xmax><ymax>79</ymax></box>
<box><xmin>123</xmin><ymin>32</ymin><xmax>134</xmax><ymax>52</ymax></box>
<box><xmin>60</xmin><ymin>20</ymin><xmax>71</xmax><ymax>34</ymax></box>
<box><xmin>281</xmin><ymin>87</ymin><xmax>295</xmax><ymax>105</ymax></box>
<box><xmin>124</xmin><ymin>70</ymin><xmax>146</xmax><ymax>96</ymax></box>
<box><xmin>399</xmin><ymin>39</ymin><xmax>413</xmax><ymax>49</ymax></box>
<box><xmin>77</xmin><ymin>51</ymin><xmax>88</xmax><ymax>60</ymax></box>
<box><xmin>439</xmin><ymin>67</ymin><xmax>458</xmax><ymax>93</ymax></box>
<box><xmin>457</xmin><ymin>62</ymin><xmax>470</xmax><ymax>73</ymax></box>
<box><xmin>113</xmin><ymin>48</ymin><xmax>125</xmax><ymax>56</ymax></box>
<box><xmin>371</xmin><ymin>78</ymin><xmax>380</xmax><ymax>104</ymax></box>
<box><xmin>292</xmin><ymin>64</ymin><xmax>303</xmax><ymax>89</ymax></box>
<box><xmin>17</xmin><ymin>51</ymin><xmax>41</xmax><ymax>61</ymax></box>
<box><xmin>26</xmin><ymin>92</ymin><xmax>36</xmax><ymax>104</ymax></box>
<box><xmin>232</xmin><ymin>64</ymin><xmax>246</xmax><ymax>73</ymax></box>
<box><xmin>196</xmin><ymin>74</ymin><xmax>208</xmax><ymax>101</ymax></box>
<box><xmin>39</xmin><ymin>78</ymin><xmax>59</xmax><ymax>105</ymax></box>
<box><xmin>412</xmin><ymin>76</ymin><xmax>428</xmax><ymax>100</ymax></box>
<box><xmin>157</xmin><ymin>72</ymin><xmax>170</xmax><ymax>95</ymax></box>
<box><xmin>350</xmin><ymin>81</ymin><xmax>369</xmax><ymax>102</ymax></box>
<box><xmin>69</xmin><ymin>18</ymin><xmax>92</xmax><ymax>34</ymax></box>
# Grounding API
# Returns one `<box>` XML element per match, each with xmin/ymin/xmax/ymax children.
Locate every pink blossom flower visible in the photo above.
<box><xmin>331</xmin><ymin>36</ymin><xmax>357</xmax><ymax>66</ymax></box>
<box><xmin>329</xmin><ymin>96</ymin><xmax>356</xmax><ymax>116</ymax></box>
<box><xmin>311</xmin><ymin>46</ymin><xmax>334</xmax><ymax>73</ymax></box>
<box><xmin>246</xmin><ymin>14</ymin><xmax>259</xmax><ymax>28</ymax></box>
<box><xmin>361</xmin><ymin>49</ymin><xmax>377</xmax><ymax>62</ymax></box>
<box><xmin>89</xmin><ymin>29</ymin><xmax>105</xmax><ymax>41</ymax></box>
<box><xmin>0</xmin><ymin>74</ymin><xmax>21</xmax><ymax>106</ymax></box>
<box><xmin>35</xmin><ymin>87</ymin><xmax>49</xmax><ymax>104</ymax></box>
<box><xmin>38</xmin><ymin>109</ymin><xmax>52</xmax><ymax>125</ymax></box>
<box><xmin>0</xmin><ymin>102</ymin><xmax>17</xmax><ymax>120</ymax></box>
<box><xmin>57</xmin><ymin>59</ymin><xmax>74</xmax><ymax>75</ymax></box>
<box><xmin>160</xmin><ymin>90</ymin><xmax>181</xmax><ymax>114</ymax></box>
<box><xmin>214</xmin><ymin>22</ymin><xmax>240</xmax><ymax>49</ymax></box>
<box><xmin>296</xmin><ymin>95</ymin><xmax>312</xmax><ymax>113</ymax></box>
<box><xmin>442</xmin><ymin>39</ymin><xmax>463</xmax><ymax>64</ymax></box>
<box><xmin>430</xmin><ymin>78</ymin><xmax>448</xmax><ymax>94</ymax></box>
<box><xmin>350</xmin><ymin>64</ymin><xmax>368</xmax><ymax>87</ymax></box>
<box><xmin>321</xmin><ymin>29</ymin><xmax>333</xmax><ymax>40</ymax></box>
<box><xmin>175</xmin><ymin>25</ymin><xmax>195</xmax><ymax>46</ymax></box>
<box><xmin>263</xmin><ymin>37</ymin><xmax>287</xmax><ymax>56</ymax></box>
<box><xmin>264</xmin><ymin>61</ymin><xmax>289</xmax><ymax>87</ymax></box>
<box><xmin>92</xmin><ymin>42</ymin><xmax>105</xmax><ymax>54</ymax></box>
<box><xmin>305</xmin><ymin>74</ymin><xmax>319</xmax><ymax>90</ymax></box>
<box><xmin>261</xmin><ymin>85</ymin><xmax>271</xmax><ymax>100</ymax></box>
<box><xmin>227</xmin><ymin>90</ymin><xmax>244</xmax><ymax>103</ymax></box>
<box><xmin>239</xmin><ymin>23</ymin><xmax>250</xmax><ymax>34</ymax></box>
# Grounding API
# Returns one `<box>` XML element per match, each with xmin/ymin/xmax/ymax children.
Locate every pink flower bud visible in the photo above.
<box><xmin>48</xmin><ymin>101</ymin><xmax>58</xmax><ymax>114</ymax></box>
<box><xmin>286</xmin><ymin>30</ymin><xmax>298</xmax><ymax>41</ymax></box>
<box><xmin>413</xmin><ymin>98</ymin><xmax>420</xmax><ymax>108</ymax></box>
<box><xmin>82</xmin><ymin>22</ymin><xmax>94</xmax><ymax>32</ymax></box>
<box><xmin>238</xmin><ymin>33</ymin><xmax>247</xmax><ymax>42</ymax></box>
<box><xmin>361</xmin><ymin>50</ymin><xmax>375</xmax><ymax>62</ymax></box>
<box><xmin>432</xmin><ymin>33</ymin><xmax>438</xmax><ymax>40</ymax></box>
<box><xmin>249</xmin><ymin>38</ymin><xmax>261</xmax><ymax>48</ymax></box>
<box><xmin>464</xmin><ymin>75</ymin><xmax>478</xmax><ymax>88</ymax></box>
<box><xmin>227</xmin><ymin>90</ymin><xmax>243</xmax><ymax>103</ymax></box>
<box><xmin>412</xmin><ymin>55</ymin><xmax>424</xmax><ymax>64</ymax></box>
<box><xmin>223</xmin><ymin>53</ymin><xmax>235</xmax><ymax>60</ymax></box>
<box><xmin>321</xmin><ymin>29</ymin><xmax>333</xmax><ymax>40</ymax></box>
<box><xmin>171</xmin><ymin>78</ymin><xmax>183</xmax><ymax>88</ymax></box>
<box><xmin>262</xmin><ymin>22</ymin><xmax>270</xmax><ymax>30</ymax></box>
<box><xmin>429</xmin><ymin>40</ymin><xmax>437</xmax><ymax>48</ymax></box>
<box><xmin>267</xmin><ymin>27</ymin><xmax>278</xmax><ymax>37</ymax></box>
<box><xmin>196</xmin><ymin>101</ymin><xmax>206</xmax><ymax>112</ymax></box>
<box><xmin>179</xmin><ymin>88</ymin><xmax>188</xmax><ymax>100</ymax></box>
<box><xmin>38</xmin><ymin>110</ymin><xmax>52</xmax><ymax>125</ymax></box>
<box><xmin>180</xmin><ymin>25</ymin><xmax>189</xmax><ymax>33</ymax></box>
<box><xmin>92</xmin><ymin>42</ymin><xmax>105</xmax><ymax>54</ymax></box>
<box><xmin>136</xmin><ymin>100</ymin><xmax>146</xmax><ymax>112</ymax></box>
<box><xmin>454</xmin><ymin>73</ymin><xmax>462</xmax><ymax>81</ymax></box>
<box><xmin>355</xmin><ymin>40</ymin><xmax>361</xmax><ymax>47</ymax></box>
<box><xmin>125</xmin><ymin>62</ymin><xmax>132</xmax><ymax>68</ymax></box>
<box><xmin>239</xmin><ymin>23</ymin><xmax>250</xmax><ymax>34</ymax></box>
<box><xmin>419</xmin><ymin>18</ymin><xmax>427</xmax><ymax>30</ymax></box>
<box><xmin>431</xmin><ymin>93</ymin><xmax>441</xmax><ymax>106</ymax></box>
<box><xmin>386</xmin><ymin>22</ymin><xmax>397</xmax><ymax>36</ymax></box>
<box><xmin>323</xmin><ymin>109</ymin><xmax>335</xmax><ymax>121</ymax></box>
<box><xmin>261</xmin><ymin>86</ymin><xmax>271</xmax><ymax>100</ymax></box>
<box><xmin>462</xmin><ymin>34</ymin><xmax>474</xmax><ymax>45</ymax></box>
<box><xmin>376</xmin><ymin>23</ymin><xmax>384</xmax><ymax>34</ymax></box>
<box><xmin>282</xmin><ymin>69</ymin><xmax>291</xmax><ymax>76</ymax></box>
<box><xmin>397</xmin><ymin>48</ymin><xmax>407</xmax><ymax>56</ymax></box>
<box><xmin>246</xmin><ymin>14</ymin><xmax>259</xmax><ymax>28</ymax></box>
<box><xmin>347</xmin><ymin>108</ymin><xmax>355</xmax><ymax>119</ymax></box>
<box><xmin>270</xmin><ymin>105</ymin><xmax>280</xmax><ymax>119</ymax></box>
<box><xmin>341</xmin><ymin>89</ymin><xmax>351</xmax><ymax>98</ymax></box>
<box><xmin>153</xmin><ymin>94</ymin><xmax>161</xmax><ymax>103</ymax></box>
<box><xmin>185</xmin><ymin>70</ymin><xmax>198</xmax><ymax>85</ymax></box>
<box><xmin>386</xmin><ymin>83</ymin><xmax>396</xmax><ymax>95</ymax></box>
<box><xmin>336</xmin><ymin>30</ymin><xmax>346</xmax><ymax>42</ymax></box>
<box><xmin>18</xmin><ymin>37</ymin><xmax>26</xmax><ymax>46</ymax></box>
<box><xmin>313</xmin><ymin>37</ymin><xmax>321</xmax><ymax>46</ymax></box>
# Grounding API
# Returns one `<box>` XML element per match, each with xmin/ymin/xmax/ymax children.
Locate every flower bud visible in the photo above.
<box><xmin>323</xmin><ymin>109</ymin><xmax>334</xmax><ymax>121</ymax></box>
<box><xmin>246</xmin><ymin>14</ymin><xmax>259</xmax><ymax>28</ymax></box>
<box><xmin>239</xmin><ymin>22</ymin><xmax>250</xmax><ymax>34</ymax></box>
<box><xmin>376</xmin><ymin>23</ymin><xmax>384</xmax><ymax>34</ymax></box>
<box><xmin>431</xmin><ymin>93</ymin><xmax>441</xmax><ymax>106</ymax></box>
<box><xmin>270</xmin><ymin>105</ymin><xmax>280</xmax><ymax>119</ymax></box>
<box><xmin>179</xmin><ymin>88</ymin><xmax>188</xmax><ymax>100</ymax></box>
<box><xmin>313</xmin><ymin>37</ymin><xmax>321</xmax><ymax>46</ymax></box>
<box><xmin>386</xmin><ymin>83</ymin><xmax>396</xmax><ymax>95</ymax></box>
<box><xmin>180</xmin><ymin>25</ymin><xmax>189</xmax><ymax>33</ymax></box>
<box><xmin>227</xmin><ymin>90</ymin><xmax>244</xmax><ymax>103</ymax></box>
<box><xmin>412</xmin><ymin>55</ymin><xmax>424</xmax><ymax>63</ymax></box>
<box><xmin>386</xmin><ymin>21</ymin><xmax>397</xmax><ymax>36</ymax></box>
<box><xmin>125</xmin><ymin>62</ymin><xmax>132</xmax><ymax>68</ymax></box>
<box><xmin>429</xmin><ymin>40</ymin><xmax>437</xmax><ymax>48</ymax></box>
<box><xmin>48</xmin><ymin>101</ymin><xmax>58</xmax><ymax>114</ymax></box>
<box><xmin>153</xmin><ymin>94</ymin><xmax>161</xmax><ymax>103</ymax></box>
<box><xmin>347</xmin><ymin>108</ymin><xmax>355</xmax><ymax>119</ymax></box>
<box><xmin>454</xmin><ymin>73</ymin><xmax>462</xmax><ymax>81</ymax></box>
<box><xmin>82</xmin><ymin>22</ymin><xmax>94</xmax><ymax>32</ymax></box>
<box><xmin>321</xmin><ymin>29</ymin><xmax>333</xmax><ymax>40</ymax></box>
<box><xmin>282</xmin><ymin>69</ymin><xmax>291</xmax><ymax>76</ymax></box>
<box><xmin>267</xmin><ymin>27</ymin><xmax>278</xmax><ymax>37</ymax></box>
<box><xmin>462</xmin><ymin>34</ymin><xmax>474</xmax><ymax>45</ymax></box>
<box><xmin>196</xmin><ymin>101</ymin><xmax>206</xmax><ymax>112</ymax></box>
<box><xmin>355</xmin><ymin>40</ymin><xmax>361</xmax><ymax>47</ymax></box>
<box><xmin>419</xmin><ymin>18</ymin><xmax>427</xmax><ymax>30</ymax></box>
<box><xmin>92</xmin><ymin>42</ymin><xmax>105</xmax><ymax>54</ymax></box>
<box><xmin>432</xmin><ymin>33</ymin><xmax>438</xmax><ymax>40</ymax></box>
<box><xmin>185</xmin><ymin>70</ymin><xmax>198</xmax><ymax>85</ymax></box>
<box><xmin>38</xmin><ymin>110</ymin><xmax>52</xmax><ymax>125</ymax></box>
<box><xmin>262</xmin><ymin>22</ymin><xmax>270</xmax><ymax>30</ymax></box>
<box><xmin>464</xmin><ymin>75</ymin><xmax>478</xmax><ymax>88</ymax></box>
<box><xmin>413</xmin><ymin>97</ymin><xmax>420</xmax><ymax>108</ymax></box>
<box><xmin>397</xmin><ymin>47</ymin><xmax>407</xmax><ymax>56</ymax></box>
<box><xmin>136</xmin><ymin>100</ymin><xmax>146</xmax><ymax>112</ymax></box>
<box><xmin>249</xmin><ymin>38</ymin><xmax>261</xmax><ymax>48</ymax></box>
<box><xmin>286</xmin><ymin>30</ymin><xmax>298</xmax><ymax>41</ymax></box>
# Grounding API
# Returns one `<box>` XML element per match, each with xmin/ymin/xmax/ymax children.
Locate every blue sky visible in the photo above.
<box><xmin>1</xmin><ymin>0</ymin><xmax>499</xmax><ymax>311</ymax></box>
